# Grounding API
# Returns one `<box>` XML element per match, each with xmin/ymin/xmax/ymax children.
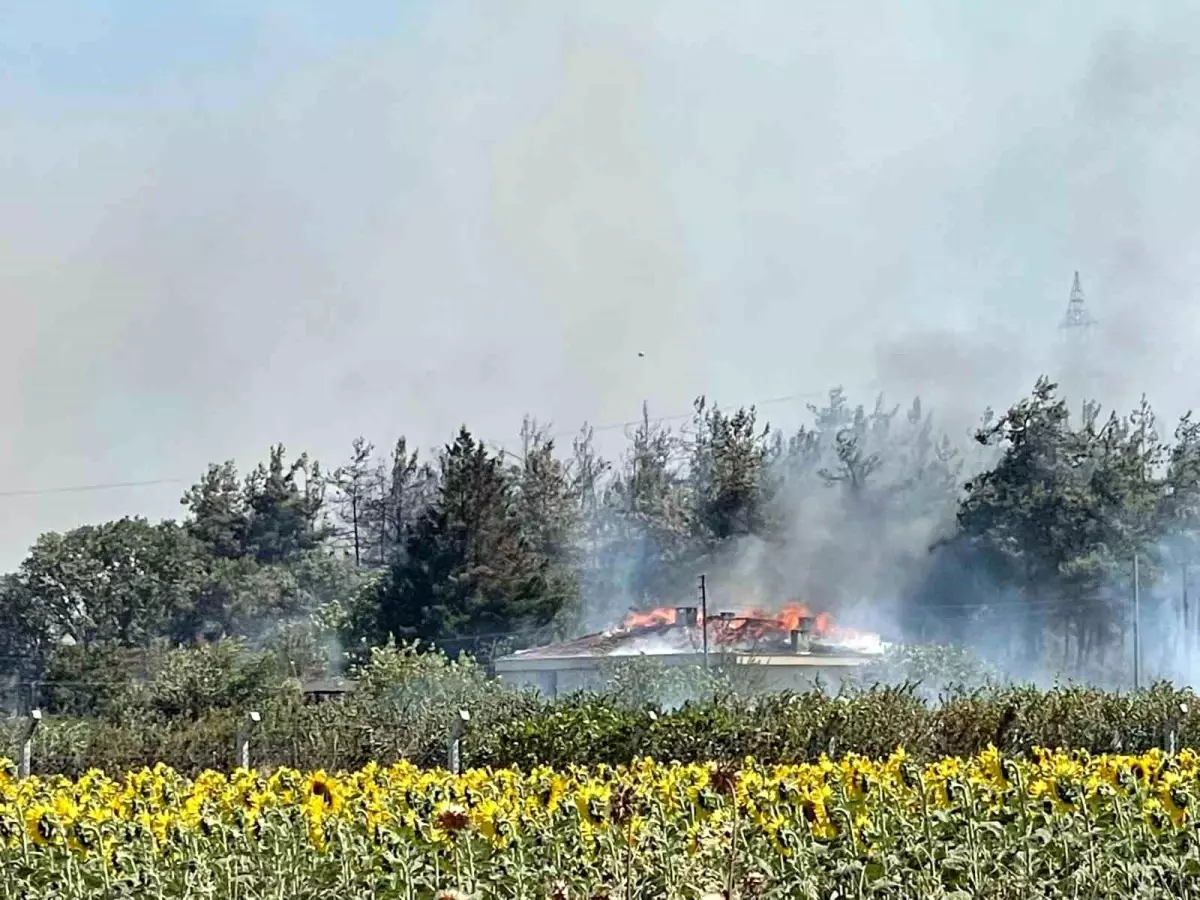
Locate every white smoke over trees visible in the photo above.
<box><xmin>6</xmin><ymin>373</ymin><xmax>1200</xmax><ymax>695</ymax></box>
<box><xmin>6</xmin><ymin>2</ymin><xmax>1200</xmax><ymax>692</ymax></box>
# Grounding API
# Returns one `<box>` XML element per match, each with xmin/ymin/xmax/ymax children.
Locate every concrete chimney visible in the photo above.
<box><xmin>675</xmin><ymin>606</ymin><xmax>698</xmax><ymax>627</ymax></box>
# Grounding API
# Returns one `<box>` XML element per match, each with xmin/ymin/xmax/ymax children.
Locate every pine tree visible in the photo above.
<box><xmin>687</xmin><ymin>398</ymin><xmax>777</xmax><ymax>544</ymax></box>
<box><xmin>363</xmin><ymin>438</ymin><xmax>434</xmax><ymax>568</ymax></box>
<box><xmin>380</xmin><ymin>428</ymin><xmax>557</xmax><ymax>644</ymax></box>
<box><xmin>329</xmin><ymin>437</ymin><xmax>375</xmax><ymax>566</ymax></box>
<box><xmin>242</xmin><ymin>445</ymin><xmax>328</xmax><ymax>564</ymax></box>
<box><xmin>510</xmin><ymin>418</ymin><xmax>585</xmax><ymax>631</ymax></box>
<box><xmin>182</xmin><ymin>462</ymin><xmax>249</xmax><ymax>559</ymax></box>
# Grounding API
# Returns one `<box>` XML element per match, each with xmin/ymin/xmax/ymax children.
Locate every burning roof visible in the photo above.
<box><xmin>502</xmin><ymin>603</ymin><xmax>886</xmax><ymax>662</ymax></box>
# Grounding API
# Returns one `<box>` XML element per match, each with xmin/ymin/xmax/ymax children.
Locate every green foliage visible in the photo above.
<box><xmin>847</xmin><ymin>643</ymin><xmax>1001</xmax><ymax>694</ymax></box>
<box><xmin>947</xmin><ymin>379</ymin><xmax>1176</xmax><ymax>669</ymax></box>
<box><xmin>179</xmin><ymin>550</ymin><xmax>363</xmax><ymax>644</ymax></box>
<box><xmin>380</xmin><ymin>428</ymin><xmax>561</xmax><ymax>642</ymax></box>
<box><xmin>688</xmin><ymin>397</ymin><xmax>778</xmax><ymax>543</ymax></box>
<box><xmin>181</xmin><ymin>461</ymin><xmax>247</xmax><ymax>560</ymax></box>
<box><xmin>241</xmin><ymin>445</ymin><xmax>329</xmax><ymax>564</ymax></box>
<box><xmin>39</xmin><ymin>641</ymin><xmax>148</xmax><ymax>718</ymax></box>
<box><xmin>131</xmin><ymin>640</ymin><xmax>280</xmax><ymax>720</ymax></box>
<box><xmin>183</xmin><ymin>445</ymin><xmax>328</xmax><ymax>565</ymax></box>
<box><xmin>478</xmin><ymin>681</ymin><xmax>1200</xmax><ymax>771</ymax></box>
<box><xmin>16</xmin><ymin>518</ymin><xmax>201</xmax><ymax>648</ymax></box>
<box><xmin>12</xmin><ymin>376</ymin><xmax>1200</xmax><ymax>734</ymax></box>
<box><xmin>352</xmin><ymin>639</ymin><xmax>487</xmax><ymax>699</ymax></box>
<box><xmin>9</xmin><ymin>635</ymin><xmax>1200</xmax><ymax>778</ymax></box>
<box><xmin>37</xmin><ymin>639</ymin><xmax>285</xmax><ymax>721</ymax></box>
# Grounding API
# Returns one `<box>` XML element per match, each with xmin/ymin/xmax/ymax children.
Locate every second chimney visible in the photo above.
<box><xmin>675</xmin><ymin>606</ymin><xmax>698</xmax><ymax>627</ymax></box>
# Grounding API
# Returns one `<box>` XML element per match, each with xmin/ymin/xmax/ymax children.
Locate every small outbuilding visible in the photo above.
<box><xmin>300</xmin><ymin>678</ymin><xmax>356</xmax><ymax>704</ymax></box>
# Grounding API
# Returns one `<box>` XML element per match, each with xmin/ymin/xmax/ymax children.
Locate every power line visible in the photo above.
<box><xmin>0</xmin><ymin>383</ymin><xmax>890</xmax><ymax>498</ymax></box>
<box><xmin>487</xmin><ymin>383</ymin><xmax>886</xmax><ymax>457</ymax></box>
<box><xmin>0</xmin><ymin>478</ymin><xmax>185</xmax><ymax>499</ymax></box>
<box><xmin>551</xmin><ymin>384</ymin><xmax>884</xmax><ymax>439</ymax></box>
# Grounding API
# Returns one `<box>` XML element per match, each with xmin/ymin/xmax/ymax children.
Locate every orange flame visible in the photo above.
<box><xmin>622</xmin><ymin>608</ymin><xmax>679</xmax><ymax>629</ymax></box>
<box><xmin>620</xmin><ymin>602</ymin><xmax>845</xmax><ymax>641</ymax></box>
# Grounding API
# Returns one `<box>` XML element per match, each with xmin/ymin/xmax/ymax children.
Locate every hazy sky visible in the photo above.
<box><xmin>4</xmin><ymin>1</ymin><xmax>1200</xmax><ymax>569</ymax></box>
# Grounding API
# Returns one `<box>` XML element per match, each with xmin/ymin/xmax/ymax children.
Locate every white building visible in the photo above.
<box><xmin>492</xmin><ymin>607</ymin><xmax>881</xmax><ymax>698</ymax></box>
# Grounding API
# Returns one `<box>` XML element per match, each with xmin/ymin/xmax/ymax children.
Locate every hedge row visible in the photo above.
<box><xmin>4</xmin><ymin>679</ymin><xmax>1196</xmax><ymax>776</ymax></box>
<box><xmin>472</xmin><ymin>682</ymin><xmax>1194</xmax><ymax>769</ymax></box>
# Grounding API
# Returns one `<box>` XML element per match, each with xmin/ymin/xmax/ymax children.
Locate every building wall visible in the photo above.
<box><xmin>756</xmin><ymin>667</ymin><xmax>852</xmax><ymax>693</ymax></box>
<box><xmin>496</xmin><ymin>662</ymin><xmax>858</xmax><ymax>699</ymax></box>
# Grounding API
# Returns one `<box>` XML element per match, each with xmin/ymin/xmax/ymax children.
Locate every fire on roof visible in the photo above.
<box><xmin>503</xmin><ymin>603</ymin><xmax>887</xmax><ymax>661</ymax></box>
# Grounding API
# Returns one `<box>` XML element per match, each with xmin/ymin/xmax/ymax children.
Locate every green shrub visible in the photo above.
<box><xmin>132</xmin><ymin>640</ymin><xmax>281</xmax><ymax>720</ymax></box>
<box><xmin>6</xmin><ymin>639</ymin><xmax>1199</xmax><ymax>777</ymax></box>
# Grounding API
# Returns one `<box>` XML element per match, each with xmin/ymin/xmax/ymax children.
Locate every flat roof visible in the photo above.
<box><xmin>493</xmin><ymin>651</ymin><xmax>873</xmax><ymax>673</ymax></box>
<box><xmin>300</xmin><ymin>679</ymin><xmax>356</xmax><ymax>692</ymax></box>
<box><xmin>493</xmin><ymin>620</ymin><xmax>884</xmax><ymax>669</ymax></box>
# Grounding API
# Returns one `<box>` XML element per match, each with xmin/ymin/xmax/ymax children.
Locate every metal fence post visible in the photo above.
<box><xmin>1171</xmin><ymin>702</ymin><xmax>1190</xmax><ymax>757</ymax></box>
<box><xmin>236</xmin><ymin>711</ymin><xmax>261</xmax><ymax>770</ymax></box>
<box><xmin>447</xmin><ymin>709</ymin><xmax>470</xmax><ymax>774</ymax></box>
<box><xmin>18</xmin><ymin>709</ymin><xmax>42</xmax><ymax>779</ymax></box>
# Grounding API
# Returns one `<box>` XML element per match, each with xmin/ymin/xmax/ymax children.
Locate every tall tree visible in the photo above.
<box><xmin>1158</xmin><ymin>411</ymin><xmax>1200</xmax><ymax>659</ymax></box>
<box><xmin>14</xmin><ymin>518</ymin><xmax>200</xmax><ymax>648</ymax></box>
<box><xmin>597</xmin><ymin>404</ymin><xmax>695</xmax><ymax>608</ymax></box>
<box><xmin>688</xmin><ymin>398</ymin><xmax>778</xmax><ymax>544</ymax></box>
<box><xmin>330</xmin><ymin>437</ymin><xmax>375</xmax><ymax>566</ymax></box>
<box><xmin>951</xmin><ymin>379</ymin><xmax>1167</xmax><ymax>670</ymax></box>
<box><xmin>241</xmin><ymin>445</ymin><xmax>328</xmax><ymax>565</ymax></box>
<box><xmin>953</xmin><ymin>379</ymin><xmax>1081</xmax><ymax>664</ymax></box>
<box><xmin>380</xmin><ymin>428</ymin><xmax>557</xmax><ymax>644</ymax></box>
<box><xmin>182</xmin><ymin>461</ymin><xmax>248</xmax><ymax>559</ymax></box>
<box><xmin>510</xmin><ymin>418</ymin><xmax>585</xmax><ymax>629</ymax></box>
<box><xmin>0</xmin><ymin>574</ymin><xmax>49</xmax><ymax>679</ymax></box>
<box><xmin>364</xmin><ymin>438</ymin><xmax>434</xmax><ymax>568</ymax></box>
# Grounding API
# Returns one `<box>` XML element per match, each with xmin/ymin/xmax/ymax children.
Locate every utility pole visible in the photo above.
<box><xmin>1133</xmin><ymin>554</ymin><xmax>1142</xmax><ymax>691</ymax></box>
<box><xmin>699</xmin><ymin>574</ymin><xmax>709</xmax><ymax>671</ymax></box>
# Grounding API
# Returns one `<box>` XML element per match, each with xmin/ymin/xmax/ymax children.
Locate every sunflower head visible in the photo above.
<box><xmin>24</xmin><ymin>805</ymin><xmax>59</xmax><ymax>846</ymax></box>
<box><xmin>435</xmin><ymin>803</ymin><xmax>471</xmax><ymax>834</ymax></box>
<box><xmin>304</xmin><ymin>771</ymin><xmax>344</xmax><ymax>815</ymax></box>
<box><xmin>609</xmin><ymin>784</ymin><xmax>637</xmax><ymax>827</ymax></box>
<box><xmin>709</xmin><ymin>763</ymin><xmax>739</xmax><ymax>798</ymax></box>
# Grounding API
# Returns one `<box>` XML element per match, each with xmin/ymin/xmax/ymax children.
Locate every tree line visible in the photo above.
<box><xmin>2</xmin><ymin>376</ymin><xmax>1199</xmax><ymax>700</ymax></box>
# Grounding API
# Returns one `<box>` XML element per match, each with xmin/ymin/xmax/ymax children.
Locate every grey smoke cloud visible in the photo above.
<box><xmin>4</xmin><ymin>1</ymin><xmax>1200</xmax><ymax>570</ymax></box>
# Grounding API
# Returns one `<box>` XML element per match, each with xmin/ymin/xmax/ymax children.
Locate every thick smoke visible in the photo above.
<box><xmin>8</xmin><ymin>4</ymin><xmax>1200</xmax><ymax>574</ymax></box>
<box><xmin>5</xmin><ymin>4</ymin><xmax>1200</xmax><ymax>698</ymax></box>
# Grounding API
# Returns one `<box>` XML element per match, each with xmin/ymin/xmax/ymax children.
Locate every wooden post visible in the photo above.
<box><xmin>447</xmin><ymin>723</ymin><xmax>460</xmax><ymax>774</ymax></box>
<box><xmin>1174</xmin><ymin>703</ymin><xmax>1190</xmax><ymax>757</ymax></box>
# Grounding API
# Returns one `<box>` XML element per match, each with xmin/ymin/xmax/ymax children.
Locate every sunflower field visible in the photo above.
<box><xmin>2</xmin><ymin>748</ymin><xmax>1200</xmax><ymax>899</ymax></box>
